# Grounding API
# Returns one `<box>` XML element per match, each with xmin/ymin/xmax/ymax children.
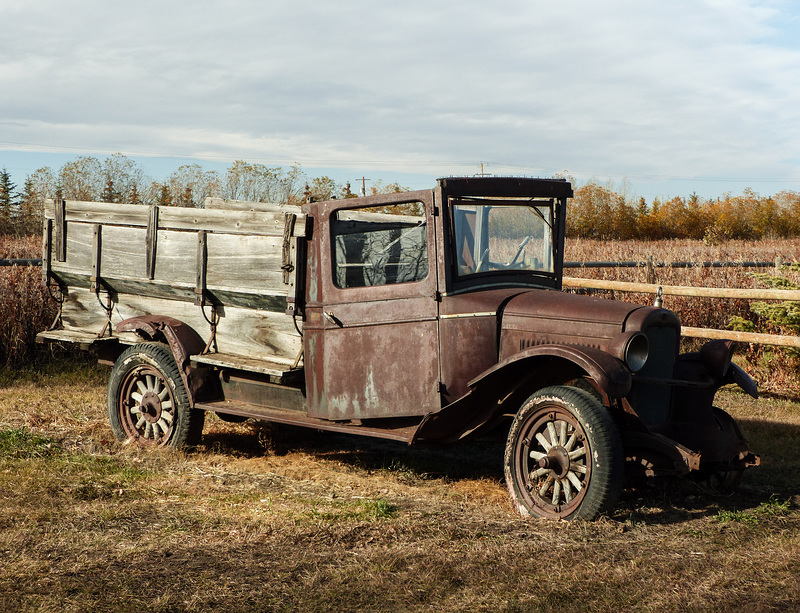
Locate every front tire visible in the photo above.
<box><xmin>107</xmin><ymin>343</ymin><xmax>204</xmax><ymax>448</ymax></box>
<box><xmin>504</xmin><ymin>385</ymin><xmax>624</xmax><ymax>520</ymax></box>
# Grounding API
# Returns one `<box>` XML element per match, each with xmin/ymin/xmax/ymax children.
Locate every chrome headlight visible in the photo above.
<box><xmin>609</xmin><ymin>331</ymin><xmax>649</xmax><ymax>373</ymax></box>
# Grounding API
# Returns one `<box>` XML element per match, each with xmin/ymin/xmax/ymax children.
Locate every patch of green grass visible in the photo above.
<box><xmin>716</xmin><ymin>509</ymin><xmax>760</xmax><ymax>524</ymax></box>
<box><xmin>755</xmin><ymin>495</ymin><xmax>792</xmax><ymax>517</ymax></box>
<box><xmin>0</xmin><ymin>355</ymin><xmax>107</xmax><ymax>387</ymax></box>
<box><xmin>715</xmin><ymin>496</ymin><xmax>792</xmax><ymax>525</ymax></box>
<box><xmin>0</xmin><ymin>427</ymin><xmax>61</xmax><ymax>459</ymax></box>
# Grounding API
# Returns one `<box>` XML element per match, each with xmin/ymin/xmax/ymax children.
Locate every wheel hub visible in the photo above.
<box><xmin>139</xmin><ymin>391</ymin><xmax>162</xmax><ymax>423</ymax></box>
<box><xmin>537</xmin><ymin>447</ymin><xmax>571</xmax><ymax>479</ymax></box>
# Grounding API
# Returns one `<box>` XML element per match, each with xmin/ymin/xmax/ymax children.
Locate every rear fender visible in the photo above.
<box><xmin>115</xmin><ymin>315</ymin><xmax>211</xmax><ymax>402</ymax></box>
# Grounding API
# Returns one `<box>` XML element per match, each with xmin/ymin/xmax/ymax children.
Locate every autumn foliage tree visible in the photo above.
<box><xmin>566</xmin><ymin>181</ymin><xmax>800</xmax><ymax>242</ymax></box>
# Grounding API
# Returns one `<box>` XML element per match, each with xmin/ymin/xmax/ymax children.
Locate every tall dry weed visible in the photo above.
<box><xmin>0</xmin><ymin>235</ymin><xmax>56</xmax><ymax>367</ymax></box>
<box><xmin>0</xmin><ymin>234</ymin><xmax>40</xmax><ymax>259</ymax></box>
<box><xmin>0</xmin><ymin>264</ymin><xmax>56</xmax><ymax>366</ymax></box>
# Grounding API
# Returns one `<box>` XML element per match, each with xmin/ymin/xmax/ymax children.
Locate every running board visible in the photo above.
<box><xmin>194</xmin><ymin>400</ymin><xmax>421</xmax><ymax>443</ymax></box>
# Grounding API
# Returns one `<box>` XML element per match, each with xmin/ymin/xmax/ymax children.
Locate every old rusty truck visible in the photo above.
<box><xmin>37</xmin><ymin>176</ymin><xmax>759</xmax><ymax>520</ymax></box>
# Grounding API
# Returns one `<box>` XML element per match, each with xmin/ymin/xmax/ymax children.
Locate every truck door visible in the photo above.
<box><xmin>303</xmin><ymin>191</ymin><xmax>440</xmax><ymax>420</ymax></box>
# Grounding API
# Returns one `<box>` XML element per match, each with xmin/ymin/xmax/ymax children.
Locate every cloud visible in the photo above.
<box><xmin>2</xmin><ymin>0</ymin><xmax>800</xmax><ymax>196</ymax></box>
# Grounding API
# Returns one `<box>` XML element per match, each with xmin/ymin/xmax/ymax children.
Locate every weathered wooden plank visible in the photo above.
<box><xmin>52</xmin><ymin>271</ymin><xmax>289</xmax><ymax>312</ymax></box>
<box><xmin>196</xmin><ymin>230</ymin><xmax>208</xmax><ymax>305</ymax></box>
<box><xmin>60</xmin><ymin>288</ymin><xmax>302</xmax><ymax>365</ymax></box>
<box><xmin>157</xmin><ymin>207</ymin><xmax>307</xmax><ymax>237</ymax></box>
<box><xmin>562</xmin><ymin>276</ymin><xmax>800</xmax><ymax>301</ymax></box>
<box><xmin>98</xmin><ymin>225</ymin><xmax>149</xmax><ymax>279</ymax></box>
<box><xmin>62</xmin><ymin>222</ymin><xmax>94</xmax><ymax>272</ymax></box>
<box><xmin>152</xmin><ymin>229</ymin><xmax>197</xmax><ymax>285</ymax></box>
<box><xmin>42</xmin><ymin>218</ymin><xmax>52</xmax><ymax>285</ymax></box>
<box><xmin>203</xmin><ymin>197</ymin><xmax>302</xmax><ymax>214</ymax></box>
<box><xmin>54</xmin><ymin>199</ymin><xmax>66</xmax><ymax>261</ymax></box>
<box><xmin>90</xmin><ymin>224</ymin><xmax>102</xmax><ymax>293</ymax></box>
<box><xmin>44</xmin><ymin>200</ymin><xmax>307</xmax><ymax>238</ymax></box>
<box><xmin>61</xmin><ymin>201</ymin><xmax>151</xmax><ymax>227</ymax></box>
<box><xmin>205</xmin><ymin>233</ymin><xmax>284</xmax><ymax>288</ymax></box>
<box><xmin>146</xmin><ymin>205</ymin><xmax>159</xmax><ymax>279</ymax></box>
<box><xmin>36</xmin><ymin>329</ymin><xmax>141</xmax><ymax>349</ymax></box>
<box><xmin>191</xmin><ymin>352</ymin><xmax>299</xmax><ymax>377</ymax></box>
<box><xmin>207</xmin><ymin>288</ymin><xmax>287</xmax><ymax>311</ymax></box>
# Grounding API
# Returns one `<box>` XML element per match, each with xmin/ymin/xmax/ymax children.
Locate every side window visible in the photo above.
<box><xmin>332</xmin><ymin>202</ymin><xmax>428</xmax><ymax>288</ymax></box>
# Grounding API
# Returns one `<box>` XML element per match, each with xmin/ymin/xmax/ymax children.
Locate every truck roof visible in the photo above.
<box><xmin>437</xmin><ymin>176</ymin><xmax>574</xmax><ymax>199</ymax></box>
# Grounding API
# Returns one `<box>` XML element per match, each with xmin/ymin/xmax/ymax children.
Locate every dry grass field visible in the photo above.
<box><xmin>0</xmin><ymin>361</ymin><xmax>799</xmax><ymax>612</ymax></box>
<box><xmin>1</xmin><ymin>236</ymin><xmax>800</xmax><ymax>611</ymax></box>
<box><xmin>565</xmin><ymin>237</ymin><xmax>800</xmax><ymax>327</ymax></box>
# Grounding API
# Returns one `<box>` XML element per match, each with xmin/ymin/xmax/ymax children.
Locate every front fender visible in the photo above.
<box><xmin>470</xmin><ymin>344</ymin><xmax>632</xmax><ymax>399</ymax></box>
<box><xmin>414</xmin><ymin>345</ymin><xmax>630</xmax><ymax>444</ymax></box>
<box><xmin>727</xmin><ymin>362</ymin><xmax>759</xmax><ymax>399</ymax></box>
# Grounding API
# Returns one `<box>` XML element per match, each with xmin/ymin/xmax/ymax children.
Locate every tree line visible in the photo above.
<box><xmin>0</xmin><ymin>154</ymin><xmax>408</xmax><ymax>236</ymax></box>
<box><xmin>566</xmin><ymin>181</ymin><xmax>800</xmax><ymax>242</ymax></box>
<box><xmin>3</xmin><ymin>154</ymin><xmax>800</xmax><ymax>242</ymax></box>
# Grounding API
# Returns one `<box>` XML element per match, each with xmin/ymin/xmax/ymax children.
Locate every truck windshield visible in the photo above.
<box><xmin>452</xmin><ymin>199</ymin><xmax>555</xmax><ymax>277</ymax></box>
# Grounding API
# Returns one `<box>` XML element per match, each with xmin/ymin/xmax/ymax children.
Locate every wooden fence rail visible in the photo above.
<box><xmin>561</xmin><ymin>276</ymin><xmax>800</xmax><ymax>348</ymax></box>
<box><xmin>563</xmin><ymin>260</ymin><xmax>778</xmax><ymax>269</ymax></box>
<box><xmin>0</xmin><ymin>259</ymin><xmax>42</xmax><ymax>266</ymax></box>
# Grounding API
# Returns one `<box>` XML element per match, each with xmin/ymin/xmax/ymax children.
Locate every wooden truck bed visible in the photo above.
<box><xmin>39</xmin><ymin>198</ymin><xmax>307</xmax><ymax>369</ymax></box>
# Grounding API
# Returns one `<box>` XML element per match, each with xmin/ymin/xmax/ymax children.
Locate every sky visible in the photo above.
<box><xmin>2</xmin><ymin>0</ymin><xmax>800</xmax><ymax>201</ymax></box>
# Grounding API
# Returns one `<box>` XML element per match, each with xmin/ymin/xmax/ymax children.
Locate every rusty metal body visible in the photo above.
<box><xmin>39</xmin><ymin>176</ymin><xmax>759</xmax><ymax>519</ymax></box>
<box><xmin>297</xmin><ymin>177</ymin><xmax>757</xmax><ymax>478</ymax></box>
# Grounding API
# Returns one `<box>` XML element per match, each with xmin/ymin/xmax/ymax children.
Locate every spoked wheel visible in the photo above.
<box><xmin>108</xmin><ymin>343</ymin><xmax>204</xmax><ymax>448</ymax></box>
<box><xmin>504</xmin><ymin>385</ymin><xmax>623</xmax><ymax>520</ymax></box>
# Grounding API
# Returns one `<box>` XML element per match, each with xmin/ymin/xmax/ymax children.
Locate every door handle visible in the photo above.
<box><xmin>323</xmin><ymin>311</ymin><xmax>343</xmax><ymax>327</ymax></box>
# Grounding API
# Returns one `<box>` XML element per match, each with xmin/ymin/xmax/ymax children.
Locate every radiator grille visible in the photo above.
<box><xmin>629</xmin><ymin>326</ymin><xmax>678</xmax><ymax>426</ymax></box>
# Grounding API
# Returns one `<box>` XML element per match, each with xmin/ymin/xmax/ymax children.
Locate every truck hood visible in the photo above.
<box><xmin>499</xmin><ymin>289</ymin><xmax>675</xmax><ymax>361</ymax></box>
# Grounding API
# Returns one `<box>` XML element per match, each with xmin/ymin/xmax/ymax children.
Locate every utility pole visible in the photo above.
<box><xmin>476</xmin><ymin>162</ymin><xmax>491</xmax><ymax>177</ymax></box>
<box><xmin>359</xmin><ymin>177</ymin><xmax>371</xmax><ymax>196</ymax></box>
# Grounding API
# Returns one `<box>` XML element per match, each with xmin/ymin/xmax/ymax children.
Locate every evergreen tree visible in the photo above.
<box><xmin>101</xmin><ymin>176</ymin><xmax>120</xmax><ymax>203</ymax></box>
<box><xmin>157</xmin><ymin>184</ymin><xmax>172</xmax><ymax>206</ymax></box>
<box><xmin>128</xmin><ymin>184</ymin><xmax>142</xmax><ymax>204</ymax></box>
<box><xmin>0</xmin><ymin>168</ymin><xmax>17</xmax><ymax>233</ymax></box>
<box><xmin>17</xmin><ymin>177</ymin><xmax>37</xmax><ymax>235</ymax></box>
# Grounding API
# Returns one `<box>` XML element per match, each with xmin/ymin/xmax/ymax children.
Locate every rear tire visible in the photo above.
<box><xmin>108</xmin><ymin>343</ymin><xmax>204</xmax><ymax>448</ymax></box>
<box><xmin>504</xmin><ymin>385</ymin><xmax>624</xmax><ymax>520</ymax></box>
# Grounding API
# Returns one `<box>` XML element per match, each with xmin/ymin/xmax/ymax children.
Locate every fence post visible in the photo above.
<box><xmin>775</xmin><ymin>256</ymin><xmax>783</xmax><ymax>272</ymax></box>
<box><xmin>646</xmin><ymin>255</ymin><xmax>655</xmax><ymax>284</ymax></box>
